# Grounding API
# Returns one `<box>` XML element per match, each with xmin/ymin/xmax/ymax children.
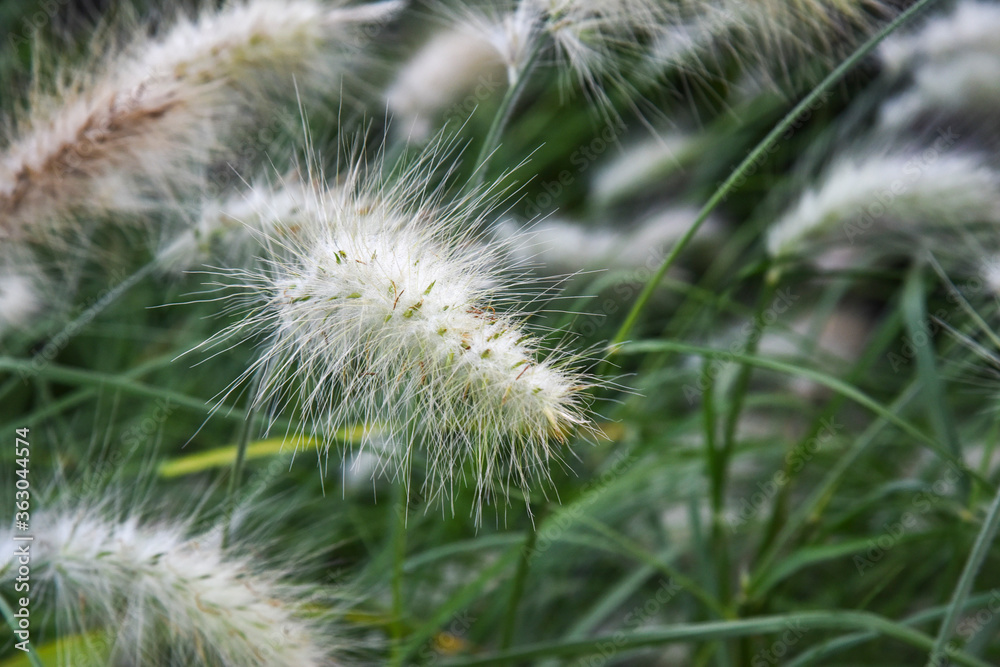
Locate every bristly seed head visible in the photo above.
<box><xmin>199</xmin><ymin>140</ymin><xmax>596</xmax><ymax>519</ymax></box>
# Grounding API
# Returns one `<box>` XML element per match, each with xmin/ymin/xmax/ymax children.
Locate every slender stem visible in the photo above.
<box><xmin>719</xmin><ymin>277</ymin><xmax>777</xmax><ymax>497</ymax></box>
<box><xmin>607</xmin><ymin>0</ymin><xmax>940</xmax><ymax>349</ymax></box>
<box><xmin>576</xmin><ymin>515</ymin><xmax>731</xmax><ymax>619</ymax></box>
<box><xmin>902</xmin><ymin>264</ymin><xmax>968</xmax><ymax>498</ymax></box>
<box><xmin>390</xmin><ymin>482</ymin><xmax>409</xmax><ymax>667</ymax></box>
<box><xmin>0</xmin><ymin>358</ymin><xmax>221</xmax><ymax>420</ymax></box>
<box><xmin>470</xmin><ymin>49</ymin><xmax>541</xmax><ymax>191</ymax></box>
<box><xmin>222</xmin><ymin>369</ymin><xmax>262</xmax><ymax>549</ymax></box>
<box><xmin>0</xmin><ymin>261</ymin><xmax>156</xmax><ymax>402</ymax></box>
<box><xmin>786</xmin><ymin>591</ymin><xmax>1000</xmax><ymax>666</ymax></box>
<box><xmin>500</xmin><ymin>511</ymin><xmax>541</xmax><ymax>653</ymax></box>
<box><xmin>712</xmin><ymin>274</ymin><xmax>776</xmax><ymax>661</ymax></box>
<box><xmin>618</xmin><ymin>340</ymin><xmax>992</xmax><ymax>491</ymax></box>
<box><xmin>927</xmin><ymin>482</ymin><xmax>1000</xmax><ymax>664</ymax></box>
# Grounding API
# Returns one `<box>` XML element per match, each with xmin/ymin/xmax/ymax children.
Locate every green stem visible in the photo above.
<box><xmin>902</xmin><ymin>264</ymin><xmax>968</xmax><ymax>499</ymax></box>
<box><xmin>608</xmin><ymin>0</ymin><xmax>940</xmax><ymax>349</ymax></box>
<box><xmin>748</xmin><ymin>307</ymin><xmax>905</xmax><ymax>588</ymax></box>
<box><xmin>221</xmin><ymin>370</ymin><xmax>261</xmax><ymax>549</ymax></box>
<box><xmin>927</xmin><ymin>482</ymin><xmax>1000</xmax><ymax>664</ymax></box>
<box><xmin>0</xmin><ymin>261</ymin><xmax>156</xmax><ymax>403</ymax></box>
<box><xmin>715</xmin><ymin>275</ymin><xmax>777</xmax><ymax>662</ymax></box>
<box><xmin>0</xmin><ymin>357</ymin><xmax>280</xmax><ymax>429</ymax></box>
<box><xmin>389</xmin><ymin>482</ymin><xmax>409</xmax><ymax>667</ymax></box>
<box><xmin>576</xmin><ymin>515</ymin><xmax>731</xmax><ymax>620</ymax></box>
<box><xmin>786</xmin><ymin>591</ymin><xmax>1000</xmax><ymax>666</ymax></box>
<box><xmin>499</xmin><ymin>513</ymin><xmax>540</xmax><ymax>653</ymax></box>
<box><xmin>718</xmin><ymin>276</ymin><xmax>778</xmax><ymax>500</ymax></box>
<box><xmin>470</xmin><ymin>50</ymin><xmax>541</xmax><ymax>191</ymax></box>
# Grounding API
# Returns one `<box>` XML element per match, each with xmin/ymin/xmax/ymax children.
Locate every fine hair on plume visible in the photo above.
<box><xmin>384</xmin><ymin>24</ymin><xmax>508</xmax><ymax>143</ymax></box>
<box><xmin>878</xmin><ymin>0</ymin><xmax>1000</xmax><ymax>129</ymax></box>
<box><xmin>187</xmin><ymin>132</ymin><xmax>599</xmax><ymax>520</ymax></box>
<box><xmin>0</xmin><ymin>0</ymin><xmax>404</xmax><ymax>244</ymax></box>
<box><xmin>434</xmin><ymin>0</ymin><xmax>670</xmax><ymax>118</ymax></box>
<box><xmin>0</xmin><ymin>465</ymin><xmax>351</xmax><ymax>666</ymax></box>
<box><xmin>156</xmin><ymin>172</ymin><xmax>326</xmax><ymax>274</ymax></box>
<box><xmin>765</xmin><ymin>130</ymin><xmax>1000</xmax><ymax>265</ymax></box>
<box><xmin>647</xmin><ymin>0</ymin><xmax>898</xmax><ymax>97</ymax></box>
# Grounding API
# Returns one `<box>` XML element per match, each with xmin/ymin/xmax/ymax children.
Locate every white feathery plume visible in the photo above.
<box><xmin>0</xmin><ymin>507</ymin><xmax>339</xmax><ymax>666</ymax></box>
<box><xmin>197</xmin><ymin>143</ymin><xmax>595</xmax><ymax>516</ymax></box>
<box><xmin>982</xmin><ymin>254</ymin><xmax>1000</xmax><ymax>295</ymax></box>
<box><xmin>0</xmin><ymin>0</ymin><xmax>404</xmax><ymax>242</ymax></box>
<box><xmin>588</xmin><ymin>133</ymin><xmax>695</xmax><ymax>206</ymax></box>
<box><xmin>879</xmin><ymin>0</ymin><xmax>1000</xmax><ymax>75</ymax></box>
<box><xmin>385</xmin><ymin>26</ymin><xmax>507</xmax><ymax>142</ymax></box>
<box><xmin>878</xmin><ymin>53</ymin><xmax>1000</xmax><ymax>128</ymax></box>
<box><xmin>525</xmin><ymin>0</ymin><xmax>669</xmax><ymax>87</ymax></box>
<box><xmin>446</xmin><ymin>0</ymin><xmax>667</xmax><ymax>104</ymax></box>
<box><xmin>766</xmin><ymin>151</ymin><xmax>1000</xmax><ymax>260</ymax></box>
<box><xmin>648</xmin><ymin>0</ymin><xmax>896</xmax><ymax>92</ymax></box>
<box><xmin>157</xmin><ymin>175</ymin><xmax>326</xmax><ymax>273</ymax></box>
<box><xmin>0</xmin><ymin>252</ymin><xmax>46</xmax><ymax>334</ymax></box>
<box><xmin>498</xmin><ymin>207</ymin><xmax>720</xmax><ymax>276</ymax></box>
<box><xmin>877</xmin><ymin>1</ymin><xmax>1000</xmax><ymax>127</ymax></box>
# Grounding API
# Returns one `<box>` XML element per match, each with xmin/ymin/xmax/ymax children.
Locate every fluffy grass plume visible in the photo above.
<box><xmin>385</xmin><ymin>25</ymin><xmax>507</xmax><ymax>142</ymax></box>
<box><xmin>880</xmin><ymin>0</ymin><xmax>1000</xmax><ymax>74</ymax></box>
<box><xmin>200</xmin><ymin>144</ymin><xmax>594</xmax><ymax>517</ymax></box>
<box><xmin>0</xmin><ymin>0</ymin><xmax>402</xmax><ymax>242</ymax></box>
<box><xmin>650</xmin><ymin>0</ymin><xmax>897</xmax><ymax>92</ymax></box>
<box><xmin>0</xmin><ymin>505</ymin><xmax>340</xmax><ymax>666</ymax></box>
<box><xmin>767</xmin><ymin>150</ymin><xmax>1000</xmax><ymax>260</ymax></box>
<box><xmin>879</xmin><ymin>0</ymin><xmax>1000</xmax><ymax>126</ymax></box>
<box><xmin>445</xmin><ymin>0</ymin><xmax>668</xmax><ymax>104</ymax></box>
<box><xmin>156</xmin><ymin>175</ymin><xmax>323</xmax><ymax>273</ymax></box>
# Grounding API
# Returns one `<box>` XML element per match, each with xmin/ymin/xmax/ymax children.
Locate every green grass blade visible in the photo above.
<box><xmin>618</xmin><ymin>340</ymin><xmax>990</xmax><ymax>490</ymax></box>
<box><xmin>927</xmin><ymin>483</ymin><xmax>1000</xmax><ymax>664</ymax></box>
<box><xmin>441</xmin><ymin>611</ymin><xmax>989</xmax><ymax>666</ymax></box>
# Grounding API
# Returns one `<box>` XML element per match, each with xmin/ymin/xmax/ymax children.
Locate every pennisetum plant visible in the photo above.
<box><xmin>10</xmin><ymin>0</ymin><xmax>1000</xmax><ymax>664</ymax></box>
<box><xmin>0</xmin><ymin>0</ymin><xmax>403</xmax><ymax>244</ymax></box>
<box><xmin>766</xmin><ymin>150</ymin><xmax>1000</xmax><ymax>263</ymax></box>
<box><xmin>0</xmin><ymin>500</ymin><xmax>344</xmax><ymax>666</ymax></box>
<box><xmin>192</xmin><ymin>139</ymin><xmax>597</xmax><ymax>518</ymax></box>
